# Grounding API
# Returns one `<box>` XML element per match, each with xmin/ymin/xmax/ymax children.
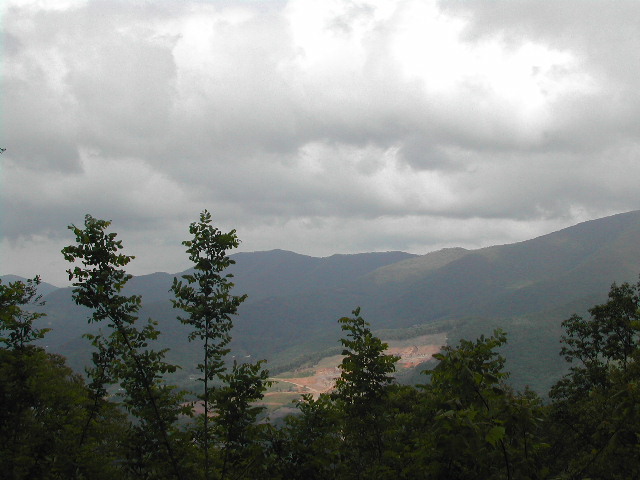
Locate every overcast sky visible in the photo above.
<box><xmin>2</xmin><ymin>0</ymin><xmax>640</xmax><ymax>286</ymax></box>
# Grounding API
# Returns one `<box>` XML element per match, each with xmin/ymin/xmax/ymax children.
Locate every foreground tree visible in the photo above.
<box><xmin>63</xmin><ymin>215</ymin><xmax>187</xmax><ymax>479</ymax></box>
<box><xmin>548</xmin><ymin>279</ymin><xmax>640</xmax><ymax>479</ymax></box>
<box><xmin>276</xmin><ymin>393</ymin><xmax>343</xmax><ymax>479</ymax></box>
<box><xmin>172</xmin><ymin>210</ymin><xmax>270</xmax><ymax>480</ymax></box>
<box><xmin>414</xmin><ymin>330</ymin><xmax>547</xmax><ymax>480</ymax></box>
<box><xmin>0</xmin><ymin>277</ymin><xmax>124</xmax><ymax>479</ymax></box>
<box><xmin>331</xmin><ymin>307</ymin><xmax>400</xmax><ymax>477</ymax></box>
<box><xmin>0</xmin><ymin>276</ymin><xmax>48</xmax><ymax>350</ymax></box>
<box><xmin>334</xmin><ymin>307</ymin><xmax>399</xmax><ymax>408</ymax></box>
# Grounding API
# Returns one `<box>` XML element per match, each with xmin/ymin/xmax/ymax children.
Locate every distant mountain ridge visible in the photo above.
<box><xmin>211</xmin><ymin>210</ymin><xmax>640</xmax><ymax>391</ymax></box>
<box><xmin>428</xmin><ymin>209</ymin><xmax>640</xmax><ymax>319</ymax></box>
<box><xmin>4</xmin><ymin>210</ymin><xmax>640</xmax><ymax>393</ymax></box>
<box><xmin>0</xmin><ymin>274</ymin><xmax>61</xmax><ymax>297</ymax></box>
<box><xmin>228</xmin><ymin>249</ymin><xmax>417</xmax><ymax>302</ymax></box>
<box><xmin>2</xmin><ymin>250</ymin><xmax>417</xmax><ymax>366</ymax></box>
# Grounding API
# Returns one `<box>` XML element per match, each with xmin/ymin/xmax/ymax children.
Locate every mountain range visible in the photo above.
<box><xmin>4</xmin><ymin>210</ymin><xmax>640</xmax><ymax>393</ymax></box>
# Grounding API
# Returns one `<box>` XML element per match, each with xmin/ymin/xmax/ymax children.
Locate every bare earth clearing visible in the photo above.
<box><xmin>261</xmin><ymin>333</ymin><xmax>447</xmax><ymax>410</ymax></box>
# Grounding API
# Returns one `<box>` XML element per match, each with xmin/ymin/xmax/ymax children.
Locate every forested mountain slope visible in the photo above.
<box><xmin>229</xmin><ymin>211</ymin><xmax>640</xmax><ymax>389</ymax></box>
<box><xmin>5</xmin><ymin>210</ymin><xmax>640</xmax><ymax>392</ymax></box>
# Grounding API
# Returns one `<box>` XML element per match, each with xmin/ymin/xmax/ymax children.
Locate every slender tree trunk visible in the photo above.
<box><xmin>204</xmin><ymin>320</ymin><xmax>210</xmax><ymax>480</ymax></box>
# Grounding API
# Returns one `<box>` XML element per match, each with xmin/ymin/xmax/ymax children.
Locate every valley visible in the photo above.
<box><xmin>261</xmin><ymin>332</ymin><xmax>446</xmax><ymax>414</ymax></box>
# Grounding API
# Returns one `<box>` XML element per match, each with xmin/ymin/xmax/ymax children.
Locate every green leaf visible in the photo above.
<box><xmin>485</xmin><ymin>425</ymin><xmax>505</xmax><ymax>446</ymax></box>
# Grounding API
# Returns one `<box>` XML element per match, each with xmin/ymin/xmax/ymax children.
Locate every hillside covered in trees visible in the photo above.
<box><xmin>2</xmin><ymin>212</ymin><xmax>640</xmax><ymax>479</ymax></box>
<box><xmin>18</xmin><ymin>210</ymin><xmax>640</xmax><ymax>394</ymax></box>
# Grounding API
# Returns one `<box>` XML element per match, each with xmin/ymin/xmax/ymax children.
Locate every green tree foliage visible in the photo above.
<box><xmin>415</xmin><ymin>331</ymin><xmax>546</xmax><ymax>480</ymax></box>
<box><xmin>63</xmin><ymin>215</ymin><xmax>187</xmax><ymax>479</ymax></box>
<box><xmin>0</xmin><ymin>347</ymin><xmax>112</xmax><ymax>479</ymax></box>
<box><xmin>172</xmin><ymin>210</ymin><xmax>270</xmax><ymax>480</ymax></box>
<box><xmin>0</xmin><ymin>276</ymin><xmax>124</xmax><ymax>479</ymax></box>
<box><xmin>558</xmin><ymin>281</ymin><xmax>640</xmax><ymax>390</ymax></box>
<box><xmin>276</xmin><ymin>393</ymin><xmax>342</xmax><ymax>479</ymax></box>
<box><xmin>0</xmin><ymin>276</ymin><xmax>48</xmax><ymax>350</ymax></box>
<box><xmin>548</xmin><ymin>279</ymin><xmax>640</xmax><ymax>479</ymax></box>
<box><xmin>332</xmin><ymin>307</ymin><xmax>399</xmax><ymax>477</ymax></box>
<box><xmin>213</xmin><ymin>360</ymin><xmax>271</xmax><ymax>479</ymax></box>
<box><xmin>334</xmin><ymin>307</ymin><xmax>399</xmax><ymax>407</ymax></box>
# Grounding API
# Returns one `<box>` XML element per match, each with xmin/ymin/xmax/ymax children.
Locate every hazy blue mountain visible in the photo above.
<box><xmin>220</xmin><ymin>210</ymin><xmax>640</xmax><ymax>390</ymax></box>
<box><xmin>227</xmin><ymin>250</ymin><xmax>417</xmax><ymax>302</ymax></box>
<box><xmin>20</xmin><ymin>250</ymin><xmax>417</xmax><ymax>369</ymax></box>
<box><xmin>113</xmin><ymin>250</ymin><xmax>418</xmax><ymax>306</ymax></box>
<box><xmin>0</xmin><ymin>274</ymin><xmax>61</xmax><ymax>297</ymax></box>
<box><xmin>8</xmin><ymin>210</ymin><xmax>640</xmax><ymax>393</ymax></box>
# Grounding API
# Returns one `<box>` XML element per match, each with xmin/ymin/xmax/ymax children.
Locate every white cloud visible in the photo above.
<box><xmin>2</xmin><ymin>0</ymin><xmax>640</xmax><ymax>284</ymax></box>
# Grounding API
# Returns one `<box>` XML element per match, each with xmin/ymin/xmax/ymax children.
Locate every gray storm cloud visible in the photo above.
<box><xmin>1</xmin><ymin>0</ymin><xmax>639</xmax><ymax>285</ymax></box>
